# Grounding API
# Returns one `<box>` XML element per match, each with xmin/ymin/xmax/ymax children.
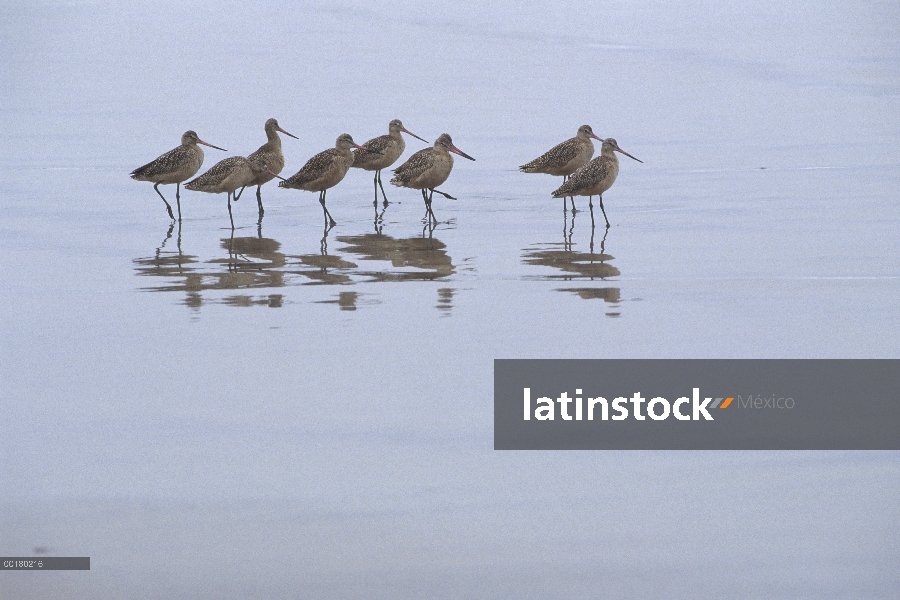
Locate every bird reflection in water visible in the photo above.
<box><xmin>141</xmin><ymin>221</ymin><xmax>191</xmax><ymax>270</ymax></box>
<box><xmin>336</xmin><ymin>227</ymin><xmax>455</xmax><ymax>282</ymax></box>
<box><xmin>134</xmin><ymin>222</ymin><xmax>288</xmax><ymax>308</ymax></box>
<box><xmin>437</xmin><ymin>288</ymin><xmax>454</xmax><ymax>315</ymax></box>
<box><xmin>315</xmin><ymin>291</ymin><xmax>359</xmax><ymax>311</ymax></box>
<box><xmin>563</xmin><ymin>207</ymin><xmax>576</xmax><ymax>251</ymax></box>
<box><xmin>214</xmin><ymin>229</ymin><xmax>288</xmax><ymax>307</ymax></box>
<box><xmin>523</xmin><ymin>225</ymin><xmax>622</xmax><ymax>315</ymax></box>
<box><xmin>336</xmin><ymin>227</ymin><xmax>457</xmax><ymax>313</ymax></box>
<box><xmin>374</xmin><ymin>201</ymin><xmax>387</xmax><ymax>234</ymax></box>
<box><xmin>288</xmin><ymin>223</ymin><xmax>357</xmax><ymax>285</ymax></box>
<box><xmin>134</xmin><ymin>221</ymin><xmax>457</xmax><ymax>311</ymax></box>
<box><xmin>133</xmin><ymin>221</ymin><xmax>199</xmax><ymax>294</ymax></box>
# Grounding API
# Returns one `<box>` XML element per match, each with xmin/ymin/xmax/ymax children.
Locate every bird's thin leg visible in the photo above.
<box><xmin>234</xmin><ymin>186</ymin><xmax>245</xmax><ymax>201</ymax></box>
<box><xmin>256</xmin><ymin>185</ymin><xmax>264</xmax><ymax>216</ymax></box>
<box><xmin>175</xmin><ymin>182</ymin><xmax>183</xmax><ymax>221</ymax></box>
<box><xmin>373</xmin><ymin>173</ymin><xmax>379</xmax><ymax>207</ymax></box>
<box><xmin>598</xmin><ymin>195</ymin><xmax>610</xmax><ymax>228</ymax></box>
<box><xmin>431</xmin><ymin>189</ymin><xmax>457</xmax><ymax>200</ymax></box>
<box><xmin>320</xmin><ymin>189</ymin><xmax>336</xmax><ymax>227</ymax></box>
<box><xmin>561</xmin><ymin>177</ymin><xmax>567</xmax><ymax>213</ymax></box>
<box><xmin>154</xmin><ymin>183</ymin><xmax>175</xmax><ymax>220</ymax></box>
<box><xmin>563</xmin><ymin>175</ymin><xmax>575</xmax><ymax>214</ymax></box>
<box><xmin>376</xmin><ymin>170</ymin><xmax>389</xmax><ymax>207</ymax></box>
<box><xmin>427</xmin><ymin>189</ymin><xmax>437</xmax><ymax>223</ymax></box>
<box><xmin>589</xmin><ymin>196</ymin><xmax>595</xmax><ymax>229</ymax></box>
<box><xmin>227</xmin><ymin>192</ymin><xmax>235</xmax><ymax>230</ymax></box>
<box><xmin>421</xmin><ymin>189</ymin><xmax>429</xmax><ymax>221</ymax></box>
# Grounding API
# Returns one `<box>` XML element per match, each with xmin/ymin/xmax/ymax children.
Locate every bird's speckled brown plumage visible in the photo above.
<box><xmin>353</xmin><ymin>120</ymin><xmax>428</xmax><ymax>206</ymax></box>
<box><xmin>391</xmin><ymin>134</ymin><xmax>475</xmax><ymax>222</ymax></box>
<box><xmin>391</xmin><ymin>134</ymin><xmax>462</xmax><ymax>190</ymax></box>
<box><xmin>278</xmin><ymin>134</ymin><xmax>360</xmax><ymax>192</ymax></box>
<box><xmin>553</xmin><ymin>151</ymin><xmax>617</xmax><ymax>199</ymax></box>
<box><xmin>132</xmin><ymin>131</ymin><xmax>208</xmax><ymax>184</ymax></box>
<box><xmin>186</xmin><ymin>156</ymin><xmax>268</xmax><ymax>194</ymax></box>
<box><xmin>247</xmin><ymin>118</ymin><xmax>297</xmax><ymax>187</ymax></box>
<box><xmin>241</xmin><ymin>118</ymin><xmax>299</xmax><ymax>215</ymax></box>
<box><xmin>278</xmin><ymin>134</ymin><xmax>372</xmax><ymax>227</ymax></box>
<box><xmin>552</xmin><ymin>138</ymin><xmax>642</xmax><ymax>227</ymax></box>
<box><xmin>186</xmin><ymin>156</ymin><xmax>272</xmax><ymax>228</ymax></box>
<box><xmin>352</xmin><ymin>119</ymin><xmax>424</xmax><ymax>171</ymax></box>
<box><xmin>519</xmin><ymin>125</ymin><xmax>602</xmax><ymax>177</ymax></box>
<box><xmin>131</xmin><ymin>130</ymin><xmax>227</xmax><ymax>220</ymax></box>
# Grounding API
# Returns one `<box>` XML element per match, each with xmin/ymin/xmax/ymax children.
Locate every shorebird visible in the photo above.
<box><xmin>185</xmin><ymin>156</ymin><xmax>279</xmax><ymax>229</ymax></box>
<box><xmin>552</xmin><ymin>138</ymin><xmax>642</xmax><ymax>228</ymax></box>
<box><xmin>131</xmin><ymin>130</ymin><xmax>227</xmax><ymax>220</ymax></box>
<box><xmin>519</xmin><ymin>125</ymin><xmax>603</xmax><ymax>211</ymax></box>
<box><xmin>236</xmin><ymin>118</ymin><xmax>299</xmax><ymax>216</ymax></box>
<box><xmin>390</xmin><ymin>133</ymin><xmax>475</xmax><ymax>223</ymax></box>
<box><xmin>351</xmin><ymin>119</ymin><xmax>427</xmax><ymax>206</ymax></box>
<box><xmin>278</xmin><ymin>134</ymin><xmax>375</xmax><ymax>227</ymax></box>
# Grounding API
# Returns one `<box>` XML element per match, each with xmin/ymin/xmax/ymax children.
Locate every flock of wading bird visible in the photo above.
<box><xmin>130</xmin><ymin>119</ymin><xmax>642</xmax><ymax>230</ymax></box>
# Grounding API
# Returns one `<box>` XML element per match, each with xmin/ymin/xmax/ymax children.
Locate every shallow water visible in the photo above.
<box><xmin>2</xmin><ymin>1</ymin><xmax>899</xmax><ymax>598</ymax></box>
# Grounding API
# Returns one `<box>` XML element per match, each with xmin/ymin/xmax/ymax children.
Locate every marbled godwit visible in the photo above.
<box><xmin>131</xmin><ymin>131</ymin><xmax>227</xmax><ymax>220</ymax></box>
<box><xmin>552</xmin><ymin>138</ymin><xmax>642</xmax><ymax>228</ymax></box>
<box><xmin>185</xmin><ymin>156</ymin><xmax>279</xmax><ymax>229</ymax></box>
<box><xmin>520</xmin><ymin>125</ymin><xmax>603</xmax><ymax>212</ymax></box>
<box><xmin>351</xmin><ymin>119</ymin><xmax>427</xmax><ymax>206</ymax></box>
<box><xmin>237</xmin><ymin>118</ymin><xmax>299</xmax><ymax>216</ymax></box>
<box><xmin>277</xmin><ymin>134</ymin><xmax>375</xmax><ymax>227</ymax></box>
<box><xmin>390</xmin><ymin>133</ymin><xmax>475</xmax><ymax>223</ymax></box>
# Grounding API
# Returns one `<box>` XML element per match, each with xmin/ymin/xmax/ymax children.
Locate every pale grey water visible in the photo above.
<box><xmin>2</xmin><ymin>1</ymin><xmax>899</xmax><ymax>598</ymax></box>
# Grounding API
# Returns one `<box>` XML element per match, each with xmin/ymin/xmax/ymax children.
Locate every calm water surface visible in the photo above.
<box><xmin>2</xmin><ymin>1</ymin><xmax>899</xmax><ymax>598</ymax></box>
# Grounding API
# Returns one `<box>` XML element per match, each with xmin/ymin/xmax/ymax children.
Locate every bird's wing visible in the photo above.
<box><xmin>187</xmin><ymin>156</ymin><xmax>245</xmax><ymax>187</ymax></box>
<box><xmin>131</xmin><ymin>145</ymin><xmax>190</xmax><ymax>178</ymax></box>
<box><xmin>352</xmin><ymin>135</ymin><xmax>393</xmax><ymax>167</ymax></box>
<box><xmin>520</xmin><ymin>137</ymin><xmax>580</xmax><ymax>171</ymax></box>
<box><xmin>552</xmin><ymin>158</ymin><xmax>610</xmax><ymax>197</ymax></box>
<box><xmin>281</xmin><ymin>149</ymin><xmax>338</xmax><ymax>186</ymax></box>
<box><xmin>392</xmin><ymin>148</ymin><xmax>433</xmax><ymax>180</ymax></box>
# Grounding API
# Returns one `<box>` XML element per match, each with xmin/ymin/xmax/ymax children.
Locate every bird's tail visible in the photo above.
<box><xmin>551</xmin><ymin>181</ymin><xmax>573</xmax><ymax>198</ymax></box>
